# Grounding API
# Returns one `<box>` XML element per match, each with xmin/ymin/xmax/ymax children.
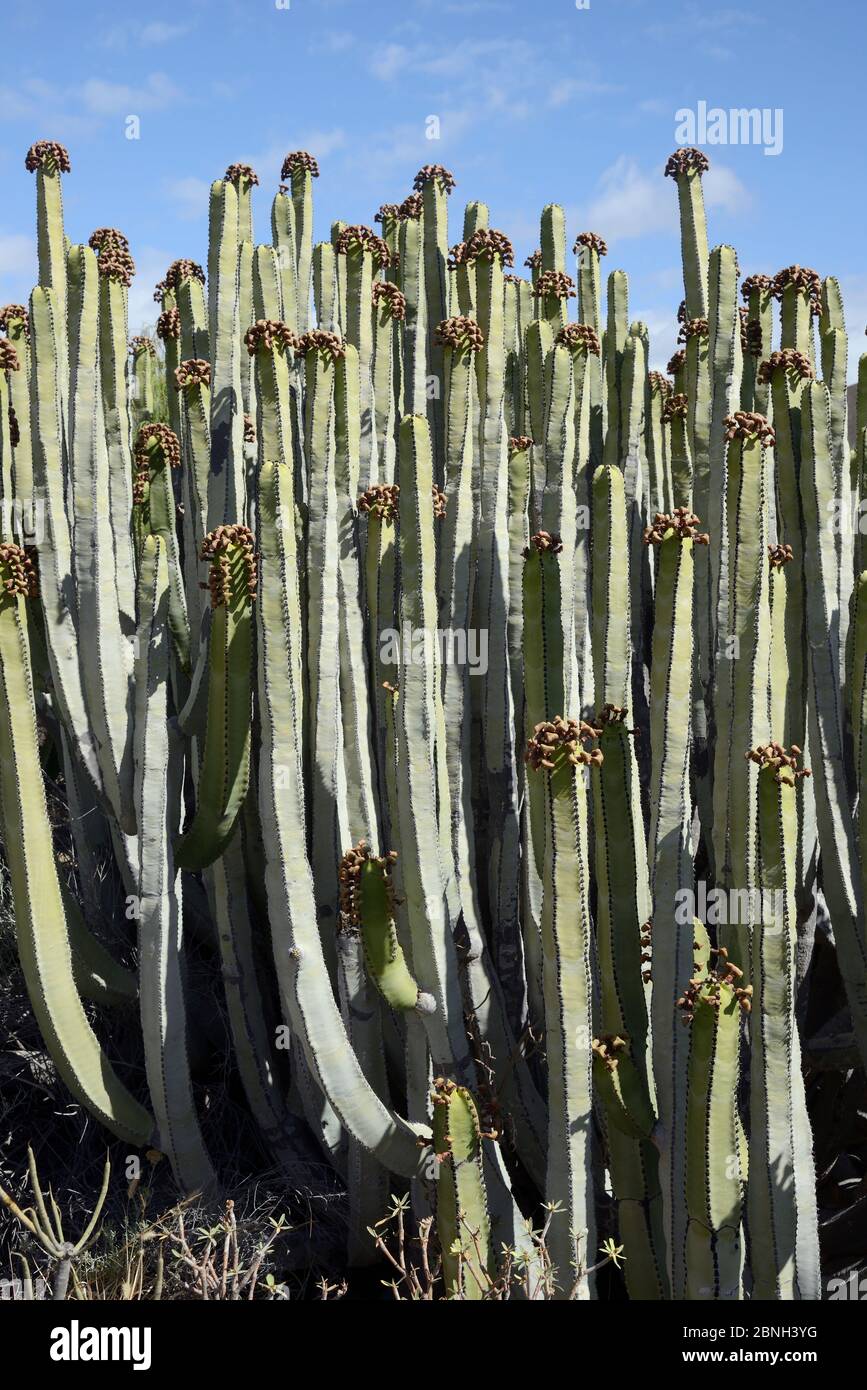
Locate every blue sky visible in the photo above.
<box><xmin>1</xmin><ymin>0</ymin><xmax>865</xmax><ymax>373</ymax></box>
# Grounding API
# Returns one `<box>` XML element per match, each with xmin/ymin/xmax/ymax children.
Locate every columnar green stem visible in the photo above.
<box><xmin>207</xmin><ymin>180</ymin><xmax>244</xmax><ymax>528</ymax></box>
<box><xmin>0</xmin><ymin>542</ymin><xmax>152</xmax><ymax>1146</ymax></box>
<box><xmin>174</xmin><ymin>525</ymin><xmax>254</xmax><ymax>870</ymax></box>
<box><xmin>395</xmin><ymin>415</ymin><xmax>471</xmax><ymax>1079</ymax></box>
<box><xmin>749</xmin><ymin>752</ymin><xmax>820</xmax><ymax>1300</ymax></box>
<box><xmin>256</xmin><ymin>457</ymin><xmax>428</xmax><ymax>1176</ymax></box>
<box><xmin>683</xmin><ymin>970</ymin><xmax>743</xmax><ymax>1300</ymax></box>
<box><xmin>432</xmin><ymin>1080</ymin><xmax>494</xmax><ymax>1299</ymax></box>
<box><xmin>712</xmin><ymin>420</ymin><xmax>772</xmax><ymax>976</ymax></box>
<box><xmin>97</xmin><ymin>271</ymin><xmax>137</xmax><ymax>629</ymax></box>
<box><xmin>68</xmin><ymin>246</ymin><xmax>136</xmax><ymax>833</ymax></box>
<box><xmin>800</xmin><ymin>384</ymin><xmax>867</xmax><ymax>1067</ymax></box>
<box><xmin>135</xmin><ymin>535</ymin><xmax>214</xmax><ymax>1190</ymax></box>
<box><xmin>29</xmin><ymin>286</ymin><xmax>102</xmax><ymax>795</ymax></box>
<box><xmin>647</xmin><ymin>517</ymin><xmax>698</xmax><ymax>1299</ymax></box>
<box><xmin>527</xmin><ymin>720</ymin><xmax>596</xmax><ymax>1298</ymax></box>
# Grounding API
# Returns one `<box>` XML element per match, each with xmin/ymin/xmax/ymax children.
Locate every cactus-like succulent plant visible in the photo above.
<box><xmin>757</xmin><ymin>348</ymin><xmax>814</xmax><ymax>384</ymax></box>
<box><xmin>338</xmin><ymin>842</ymin><xmax>434</xmax><ymax>1013</ymax></box>
<box><xmin>280</xmin><ymin>150</ymin><xmax>320</xmax><ymax>179</ymax></box>
<box><xmin>533</xmin><ymin>270</ymin><xmax>576</xmax><ymax>301</ymax></box>
<box><xmin>156</xmin><ymin>307</ymin><xmax>181</xmax><ymax>340</ymax></box>
<box><xmin>413</xmin><ymin>164</ymin><xmax>456</xmax><ymax>193</ymax></box>
<box><xmin>435</xmin><ymin>315</ymin><xmax>484</xmax><ymax>353</ymax></box>
<box><xmin>661</xmin><ymin>391</ymin><xmax>689</xmax><ymax>423</ymax></box>
<box><xmin>723</xmin><ymin>410</ymin><xmax>776</xmax><ymax>447</ymax></box>
<box><xmin>664</xmin><ymin>146</ymin><xmax>710</xmax><ymax>178</ymax></box>
<box><xmin>335</xmin><ymin>224</ymin><xmax>392</xmax><ymax>267</ymax></box>
<box><xmin>574</xmin><ymin>231</ymin><xmax>608</xmax><ymax>257</ymax></box>
<box><xmin>372</xmin><ymin>280</ymin><xmax>406</xmax><ymax>320</ymax></box>
<box><xmin>174</xmin><ymin>358</ymin><xmax>211</xmax><ymax>389</ymax></box>
<box><xmin>224</xmin><ymin>162</ymin><xmax>259</xmax><ymax>186</ymax></box>
<box><xmin>555</xmin><ymin>323</ymin><xmax>600</xmax><ymax>354</ymax></box>
<box><xmin>2</xmin><ymin>127</ymin><xmax>853</xmax><ymax>1305</ymax></box>
<box><xmin>243</xmin><ymin>318</ymin><xmax>298</xmax><ymax>355</ymax></box>
<box><xmin>358</xmin><ymin>482</ymin><xmax>400</xmax><ymax>524</ymax></box>
<box><xmin>462</xmin><ymin>228</ymin><xmax>514</xmax><ymax>266</ymax></box>
<box><xmin>648</xmin><ymin>370</ymin><xmax>672</xmax><ymax>396</ymax></box>
<box><xmin>771</xmin><ymin>264</ymin><xmax>822</xmax><ymax>315</ymax></box>
<box><xmin>25</xmin><ymin>140</ymin><xmax>71</xmax><ymax>173</ymax></box>
<box><xmin>0</xmin><ymin>304</ymin><xmax>29</xmax><ymax>337</ymax></box>
<box><xmin>643</xmin><ymin>506</ymin><xmax>709</xmax><ymax>545</ymax></box>
<box><xmin>397</xmin><ymin>191</ymin><xmax>423</xmax><ymax>220</ymax></box>
<box><xmin>0</xmin><ymin>339</ymin><xmax>21</xmax><ymax>373</ymax></box>
<box><xmin>296</xmin><ymin>328</ymin><xmax>346</xmax><ymax>360</ymax></box>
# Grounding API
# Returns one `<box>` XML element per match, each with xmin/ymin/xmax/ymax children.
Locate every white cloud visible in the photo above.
<box><xmin>442</xmin><ymin>0</ymin><xmax>508</xmax><ymax>10</ymax></box>
<box><xmin>649</xmin><ymin>266</ymin><xmax>686</xmax><ymax>293</ymax></box>
<box><xmin>579</xmin><ymin>155</ymin><xmax>748</xmax><ymax>241</ymax></box>
<box><xmin>308</xmin><ymin>29</ymin><xmax>355</xmax><ymax>54</ymax></box>
<box><xmin>140</xmin><ymin>22</ymin><xmax>189</xmax><ymax>44</ymax></box>
<box><xmin>548</xmin><ymin>77</ymin><xmax>620</xmax><ymax>109</ymax></box>
<box><xmin>581</xmin><ymin>157</ymin><xmax>676</xmax><ymax>240</ymax></box>
<box><xmin>646</xmin><ymin>4</ymin><xmax>761</xmax><ymax>41</ymax></box>
<box><xmin>80</xmin><ymin>72</ymin><xmax>183</xmax><ymax>116</ymax></box>
<box><xmin>0</xmin><ymin>79</ymin><xmax>97</xmax><ymax>138</ymax></box>
<box><xmin>368</xmin><ymin>36</ymin><xmax>539</xmax><ymax>86</ymax></box>
<box><xmin>703</xmin><ymin>163</ymin><xmax>750</xmax><ymax>215</ymax></box>
<box><xmin>0</xmin><ymin>233</ymin><xmax>36</xmax><ymax>279</ymax></box>
<box><xmin>344</xmin><ymin>105</ymin><xmax>481</xmax><ymax>193</ymax></box>
<box><xmin>687</xmin><ymin>7</ymin><xmax>761</xmax><ymax>31</ymax></box>
<box><xmin>369</xmin><ymin>43</ymin><xmax>412</xmax><ymax>81</ymax></box>
<box><xmin>100</xmin><ymin>20</ymin><xmax>191</xmax><ymax>50</ymax></box>
<box><xmin>236</xmin><ymin>131</ymin><xmax>347</xmax><ymax>188</ymax></box>
<box><xmin>295</xmin><ymin>129</ymin><xmax>347</xmax><ymax>161</ymax></box>
<box><xmin>416</xmin><ymin>0</ymin><xmax>509</xmax><ymax>12</ymax></box>
<box><xmin>127</xmin><ymin>247</ymin><xmax>179</xmax><ymax>335</ymax></box>
<box><xmin>419</xmin><ymin>37</ymin><xmax>536</xmax><ymax>81</ymax></box>
<box><xmin>165</xmin><ymin>177</ymin><xmax>212</xmax><ymax>222</ymax></box>
<box><xmin>836</xmin><ymin>274</ymin><xmax>867</xmax><ymax>380</ymax></box>
<box><xmin>636</xmin><ymin>307</ymin><xmax>680</xmax><ymax>376</ymax></box>
<box><xmin>0</xmin><ymin>86</ymin><xmax>38</xmax><ymax>121</ymax></box>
